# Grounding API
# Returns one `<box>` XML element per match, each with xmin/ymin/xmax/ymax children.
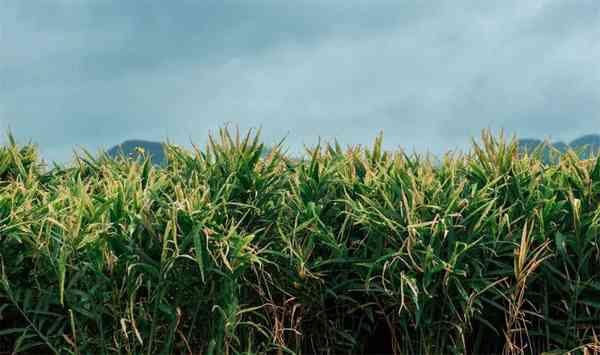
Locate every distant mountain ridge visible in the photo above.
<box><xmin>106</xmin><ymin>139</ymin><xmax>276</xmax><ymax>165</ymax></box>
<box><xmin>107</xmin><ymin>139</ymin><xmax>166</xmax><ymax>165</ymax></box>
<box><xmin>517</xmin><ymin>134</ymin><xmax>600</xmax><ymax>163</ymax></box>
<box><xmin>106</xmin><ymin>134</ymin><xmax>600</xmax><ymax>166</ymax></box>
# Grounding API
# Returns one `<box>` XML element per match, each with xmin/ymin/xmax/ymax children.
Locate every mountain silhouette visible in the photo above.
<box><xmin>106</xmin><ymin>139</ymin><xmax>279</xmax><ymax>162</ymax></box>
<box><xmin>107</xmin><ymin>140</ymin><xmax>166</xmax><ymax>165</ymax></box>
<box><xmin>569</xmin><ymin>134</ymin><xmax>600</xmax><ymax>157</ymax></box>
<box><xmin>105</xmin><ymin>134</ymin><xmax>600</xmax><ymax>167</ymax></box>
<box><xmin>518</xmin><ymin>134</ymin><xmax>600</xmax><ymax>163</ymax></box>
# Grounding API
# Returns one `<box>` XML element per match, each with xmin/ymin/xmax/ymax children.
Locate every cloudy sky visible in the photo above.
<box><xmin>1</xmin><ymin>0</ymin><xmax>599</xmax><ymax>163</ymax></box>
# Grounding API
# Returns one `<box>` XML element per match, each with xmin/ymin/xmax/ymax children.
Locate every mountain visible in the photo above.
<box><xmin>517</xmin><ymin>138</ymin><xmax>545</xmax><ymax>153</ymax></box>
<box><xmin>105</xmin><ymin>134</ymin><xmax>600</xmax><ymax>167</ymax></box>
<box><xmin>518</xmin><ymin>134</ymin><xmax>600</xmax><ymax>163</ymax></box>
<box><xmin>105</xmin><ymin>139</ymin><xmax>281</xmax><ymax>166</ymax></box>
<box><xmin>107</xmin><ymin>140</ymin><xmax>166</xmax><ymax>165</ymax></box>
<box><xmin>569</xmin><ymin>134</ymin><xmax>600</xmax><ymax>157</ymax></box>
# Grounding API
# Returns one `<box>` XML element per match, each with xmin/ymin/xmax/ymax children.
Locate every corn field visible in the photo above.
<box><xmin>0</xmin><ymin>129</ymin><xmax>599</xmax><ymax>355</ymax></box>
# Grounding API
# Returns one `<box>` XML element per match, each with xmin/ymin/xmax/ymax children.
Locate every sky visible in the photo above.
<box><xmin>1</xmin><ymin>0</ymin><xmax>599</xmax><ymax>163</ymax></box>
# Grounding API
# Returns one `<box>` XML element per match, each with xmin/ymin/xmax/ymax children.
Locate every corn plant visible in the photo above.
<box><xmin>0</xmin><ymin>129</ymin><xmax>599</xmax><ymax>354</ymax></box>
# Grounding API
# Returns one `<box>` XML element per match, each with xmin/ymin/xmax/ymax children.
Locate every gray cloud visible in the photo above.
<box><xmin>1</xmin><ymin>0</ymin><xmax>599</xmax><ymax>162</ymax></box>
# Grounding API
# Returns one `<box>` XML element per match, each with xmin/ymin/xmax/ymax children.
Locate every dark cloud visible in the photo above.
<box><xmin>1</xmin><ymin>0</ymin><xmax>598</xmax><ymax>162</ymax></box>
